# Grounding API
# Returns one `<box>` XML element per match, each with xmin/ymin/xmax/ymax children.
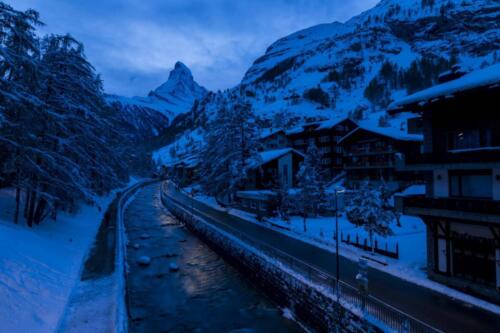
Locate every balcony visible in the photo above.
<box><xmin>344</xmin><ymin>161</ymin><xmax>394</xmax><ymax>169</ymax></box>
<box><xmin>404</xmin><ymin>148</ymin><xmax>500</xmax><ymax>168</ymax></box>
<box><xmin>346</xmin><ymin>148</ymin><xmax>396</xmax><ymax>157</ymax></box>
<box><xmin>395</xmin><ymin>195</ymin><xmax>500</xmax><ymax>224</ymax></box>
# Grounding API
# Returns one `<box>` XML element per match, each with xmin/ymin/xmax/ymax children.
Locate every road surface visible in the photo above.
<box><xmin>165</xmin><ymin>183</ymin><xmax>499</xmax><ymax>333</ymax></box>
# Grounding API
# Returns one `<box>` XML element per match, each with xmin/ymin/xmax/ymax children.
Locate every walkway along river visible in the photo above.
<box><xmin>162</xmin><ymin>181</ymin><xmax>499</xmax><ymax>333</ymax></box>
<box><xmin>124</xmin><ymin>183</ymin><xmax>303</xmax><ymax>332</ymax></box>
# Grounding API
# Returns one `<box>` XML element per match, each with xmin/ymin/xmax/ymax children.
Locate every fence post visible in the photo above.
<box><xmin>402</xmin><ymin>318</ymin><xmax>409</xmax><ymax>333</ymax></box>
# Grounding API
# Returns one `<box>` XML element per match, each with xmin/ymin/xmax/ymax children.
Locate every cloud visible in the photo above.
<box><xmin>12</xmin><ymin>0</ymin><xmax>378</xmax><ymax>96</ymax></box>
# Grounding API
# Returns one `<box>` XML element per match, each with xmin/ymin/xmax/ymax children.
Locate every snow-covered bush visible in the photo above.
<box><xmin>345</xmin><ymin>182</ymin><xmax>394</xmax><ymax>252</ymax></box>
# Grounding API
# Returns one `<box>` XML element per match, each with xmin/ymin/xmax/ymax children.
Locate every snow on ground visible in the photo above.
<box><xmin>0</xmin><ymin>188</ymin><xmax>114</xmax><ymax>333</ymax></box>
<box><xmin>189</xmin><ymin>189</ymin><xmax>500</xmax><ymax>314</ymax></box>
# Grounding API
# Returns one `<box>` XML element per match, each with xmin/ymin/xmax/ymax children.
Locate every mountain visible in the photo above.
<box><xmin>106</xmin><ymin>62</ymin><xmax>208</xmax><ymax>139</ymax></box>
<box><xmin>155</xmin><ymin>0</ymin><xmax>499</xmax><ymax>164</ymax></box>
<box><xmin>197</xmin><ymin>0</ymin><xmax>498</xmax><ymax>120</ymax></box>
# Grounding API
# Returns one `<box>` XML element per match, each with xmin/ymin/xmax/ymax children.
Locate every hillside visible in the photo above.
<box><xmin>155</xmin><ymin>0</ymin><xmax>499</xmax><ymax>165</ymax></box>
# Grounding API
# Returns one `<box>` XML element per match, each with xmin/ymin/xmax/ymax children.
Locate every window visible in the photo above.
<box><xmin>335</xmin><ymin>146</ymin><xmax>342</xmax><ymax>153</ymax></box>
<box><xmin>447</xmin><ymin>129</ymin><xmax>493</xmax><ymax>151</ymax></box>
<box><xmin>449</xmin><ymin>170</ymin><xmax>492</xmax><ymax>198</ymax></box>
<box><xmin>319</xmin><ymin>136</ymin><xmax>330</xmax><ymax>143</ymax></box>
<box><xmin>322</xmin><ymin>158</ymin><xmax>331</xmax><ymax>165</ymax></box>
<box><xmin>334</xmin><ymin>136</ymin><xmax>341</xmax><ymax>143</ymax></box>
<box><xmin>320</xmin><ymin>147</ymin><xmax>331</xmax><ymax>153</ymax></box>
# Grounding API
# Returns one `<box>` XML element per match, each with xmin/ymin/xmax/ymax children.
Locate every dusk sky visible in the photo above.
<box><xmin>14</xmin><ymin>0</ymin><xmax>378</xmax><ymax>97</ymax></box>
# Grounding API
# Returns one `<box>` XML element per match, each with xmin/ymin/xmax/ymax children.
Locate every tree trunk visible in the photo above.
<box><xmin>33</xmin><ymin>198</ymin><xmax>47</xmax><ymax>225</ymax></box>
<box><xmin>27</xmin><ymin>189</ymin><xmax>37</xmax><ymax>228</ymax></box>
<box><xmin>24</xmin><ymin>190</ymin><xmax>31</xmax><ymax>219</ymax></box>
<box><xmin>14</xmin><ymin>186</ymin><xmax>20</xmax><ymax>224</ymax></box>
<box><xmin>369</xmin><ymin>230</ymin><xmax>374</xmax><ymax>253</ymax></box>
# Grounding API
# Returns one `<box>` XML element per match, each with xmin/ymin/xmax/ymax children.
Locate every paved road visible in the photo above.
<box><xmin>165</xmin><ymin>183</ymin><xmax>499</xmax><ymax>333</ymax></box>
<box><xmin>124</xmin><ymin>183</ymin><xmax>302</xmax><ymax>333</ymax></box>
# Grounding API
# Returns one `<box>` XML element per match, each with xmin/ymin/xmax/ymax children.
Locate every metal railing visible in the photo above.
<box><xmin>161</xmin><ymin>181</ymin><xmax>441</xmax><ymax>333</ymax></box>
<box><xmin>398</xmin><ymin>194</ymin><xmax>500</xmax><ymax>216</ymax></box>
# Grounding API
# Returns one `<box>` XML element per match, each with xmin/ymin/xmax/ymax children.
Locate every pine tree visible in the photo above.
<box><xmin>0</xmin><ymin>3</ymin><xmax>133</xmax><ymax>227</ymax></box>
<box><xmin>346</xmin><ymin>182</ymin><xmax>394</xmax><ymax>252</ymax></box>
<box><xmin>199</xmin><ymin>98</ymin><xmax>261</xmax><ymax>201</ymax></box>
<box><xmin>0</xmin><ymin>3</ymin><xmax>42</xmax><ymax>224</ymax></box>
<box><xmin>296</xmin><ymin>143</ymin><xmax>326</xmax><ymax>232</ymax></box>
<box><xmin>274</xmin><ymin>178</ymin><xmax>292</xmax><ymax>222</ymax></box>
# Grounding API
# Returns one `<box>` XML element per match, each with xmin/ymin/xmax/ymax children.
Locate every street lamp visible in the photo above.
<box><xmin>334</xmin><ymin>187</ymin><xmax>345</xmax><ymax>301</ymax></box>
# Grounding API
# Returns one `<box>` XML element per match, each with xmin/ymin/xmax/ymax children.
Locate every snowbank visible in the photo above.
<box><xmin>0</xmin><ymin>188</ymin><xmax>113</xmax><ymax>333</ymax></box>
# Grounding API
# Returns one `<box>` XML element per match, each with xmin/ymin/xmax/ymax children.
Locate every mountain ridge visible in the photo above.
<box><xmin>154</xmin><ymin>0</ymin><xmax>500</xmax><ymax>165</ymax></box>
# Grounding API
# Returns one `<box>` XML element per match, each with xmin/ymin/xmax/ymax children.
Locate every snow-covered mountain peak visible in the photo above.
<box><xmin>151</xmin><ymin>61</ymin><xmax>207</xmax><ymax>103</ymax></box>
<box><xmin>106</xmin><ymin>61</ymin><xmax>208</xmax><ymax>126</ymax></box>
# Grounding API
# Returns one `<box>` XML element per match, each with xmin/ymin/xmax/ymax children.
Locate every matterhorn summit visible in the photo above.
<box><xmin>106</xmin><ymin>61</ymin><xmax>208</xmax><ymax>124</ymax></box>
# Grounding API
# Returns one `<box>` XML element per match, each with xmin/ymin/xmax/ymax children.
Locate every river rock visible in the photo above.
<box><xmin>137</xmin><ymin>256</ymin><xmax>151</xmax><ymax>266</ymax></box>
<box><xmin>140</xmin><ymin>234</ymin><xmax>150</xmax><ymax>240</ymax></box>
<box><xmin>169</xmin><ymin>262</ymin><xmax>179</xmax><ymax>272</ymax></box>
<box><xmin>132</xmin><ymin>243</ymin><xmax>140</xmax><ymax>250</ymax></box>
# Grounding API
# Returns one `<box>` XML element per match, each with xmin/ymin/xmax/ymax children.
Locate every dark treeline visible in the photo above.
<box><xmin>0</xmin><ymin>2</ymin><xmax>143</xmax><ymax>227</ymax></box>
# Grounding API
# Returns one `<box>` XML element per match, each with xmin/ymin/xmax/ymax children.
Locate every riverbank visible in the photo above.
<box><xmin>0</xmin><ymin>188</ymin><xmax>113</xmax><ymax>333</ymax></box>
<box><xmin>125</xmin><ymin>183</ymin><xmax>303</xmax><ymax>332</ymax></box>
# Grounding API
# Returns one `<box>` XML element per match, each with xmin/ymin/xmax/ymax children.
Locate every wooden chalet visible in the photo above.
<box><xmin>259</xmin><ymin>128</ymin><xmax>289</xmax><ymax>151</ymax></box>
<box><xmin>389</xmin><ymin>63</ymin><xmax>500</xmax><ymax>303</ymax></box>
<box><xmin>339</xmin><ymin>125</ymin><xmax>423</xmax><ymax>192</ymax></box>
<box><xmin>286</xmin><ymin>118</ymin><xmax>358</xmax><ymax>179</ymax></box>
<box><xmin>235</xmin><ymin>148</ymin><xmax>304</xmax><ymax>216</ymax></box>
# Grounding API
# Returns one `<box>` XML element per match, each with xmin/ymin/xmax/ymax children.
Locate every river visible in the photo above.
<box><xmin>124</xmin><ymin>183</ymin><xmax>303</xmax><ymax>332</ymax></box>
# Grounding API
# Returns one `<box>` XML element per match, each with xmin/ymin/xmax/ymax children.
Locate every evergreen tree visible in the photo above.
<box><xmin>274</xmin><ymin>178</ymin><xmax>292</xmax><ymax>222</ymax></box>
<box><xmin>0</xmin><ymin>3</ymin><xmax>42</xmax><ymax>224</ymax></box>
<box><xmin>199</xmin><ymin>98</ymin><xmax>261</xmax><ymax>201</ymax></box>
<box><xmin>296</xmin><ymin>143</ymin><xmax>326</xmax><ymax>232</ymax></box>
<box><xmin>346</xmin><ymin>182</ymin><xmax>394</xmax><ymax>252</ymax></box>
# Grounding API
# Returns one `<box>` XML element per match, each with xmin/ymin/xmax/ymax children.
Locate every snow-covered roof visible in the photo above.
<box><xmin>339</xmin><ymin>123</ymin><xmax>423</xmax><ymax>143</ymax></box>
<box><xmin>165</xmin><ymin>154</ymin><xmax>199</xmax><ymax>169</ymax></box>
<box><xmin>285</xmin><ymin>117</ymin><xmax>353</xmax><ymax>135</ymax></box>
<box><xmin>389</xmin><ymin>63</ymin><xmax>500</xmax><ymax>111</ymax></box>
<box><xmin>399</xmin><ymin>185</ymin><xmax>426</xmax><ymax>196</ymax></box>
<box><xmin>260</xmin><ymin>128</ymin><xmax>285</xmax><ymax>139</ymax></box>
<box><xmin>251</xmin><ymin>148</ymin><xmax>304</xmax><ymax>169</ymax></box>
<box><xmin>315</xmin><ymin>117</ymin><xmax>353</xmax><ymax>131</ymax></box>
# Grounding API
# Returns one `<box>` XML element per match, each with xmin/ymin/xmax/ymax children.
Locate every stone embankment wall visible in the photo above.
<box><xmin>162</xmin><ymin>194</ymin><xmax>382</xmax><ymax>333</ymax></box>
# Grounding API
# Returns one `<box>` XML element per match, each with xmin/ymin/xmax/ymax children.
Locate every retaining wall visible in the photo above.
<box><xmin>162</xmin><ymin>193</ymin><xmax>383</xmax><ymax>333</ymax></box>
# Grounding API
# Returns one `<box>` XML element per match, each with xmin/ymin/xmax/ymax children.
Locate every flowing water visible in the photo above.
<box><xmin>125</xmin><ymin>183</ymin><xmax>303</xmax><ymax>333</ymax></box>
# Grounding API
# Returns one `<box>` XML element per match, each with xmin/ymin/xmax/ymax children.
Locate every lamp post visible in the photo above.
<box><xmin>334</xmin><ymin>187</ymin><xmax>345</xmax><ymax>301</ymax></box>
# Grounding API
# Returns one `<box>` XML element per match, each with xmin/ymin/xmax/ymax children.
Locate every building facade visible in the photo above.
<box><xmin>259</xmin><ymin>129</ymin><xmax>289</xmax><ymax>151</ymax></box>
<box><xmin>286</xmin><ymin>118</ymin><xmax>358</xmax><ymax>179</ymax></box>
<box><xmin>339</xmin><ymin>126</ymin><xmax>423</xmax><ymax>192</ymax></box>
<box><xmin>390</xmin><ymin>64</ymin><xmax>500</xmax><ymax>303</ymax></box>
